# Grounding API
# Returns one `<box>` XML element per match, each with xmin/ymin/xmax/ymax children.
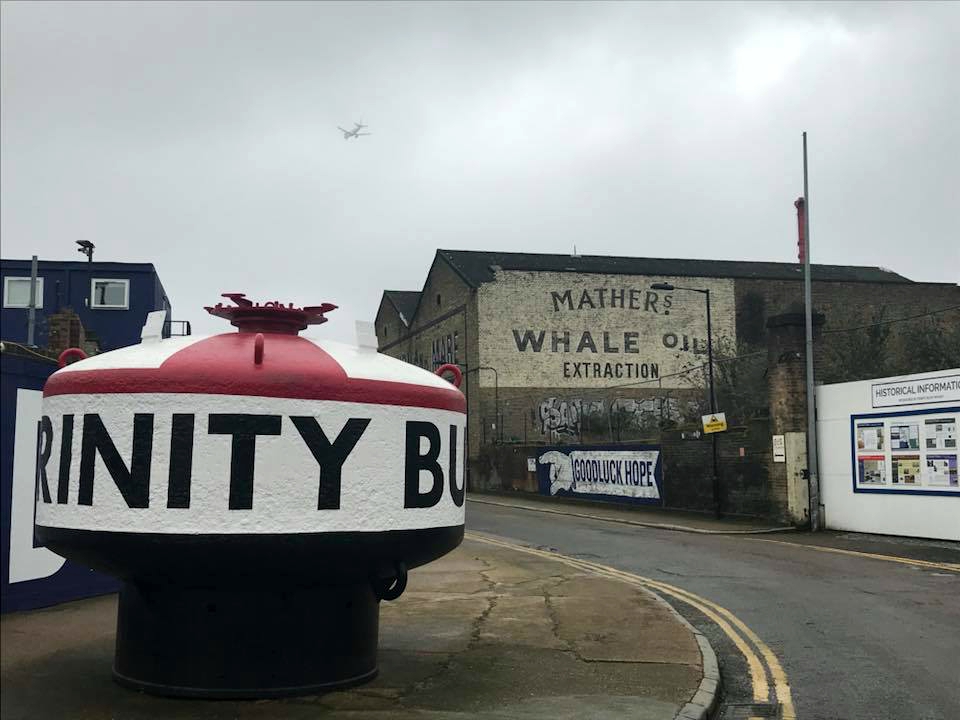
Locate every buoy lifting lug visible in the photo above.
<box><xmin>371</xmin><ymin>560</ymin><xmax>408</xmax><ymax>601</ymax></box>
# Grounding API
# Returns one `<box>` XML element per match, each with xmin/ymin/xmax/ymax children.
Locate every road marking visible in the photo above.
<box><xmin>639</xmin><ymin>576</ymin><xmax>795</xmax><ymax>720</ymax></box>
<box><xmin>470</xmin><ymin>497</ymin><xmax>957</xmax><ymax>573</ymax></box>
<box><xmin>549</xmin><ymin>556</ymin><xmax>795</xmax><ymax>719</ymax></box>
<box><xmin>467</xmin><ymin>532</ymin><xmax>796</xmax><ymax>718</ymax></box>
<box><xmin>751</xmin><ymin>538</ymin><xmax>960</xmax><ymax>573</ymax></box>
<box><xmin>630</xmin><ymin>573</ymin><xmax>770</xmax><ymax>703</ymax></box>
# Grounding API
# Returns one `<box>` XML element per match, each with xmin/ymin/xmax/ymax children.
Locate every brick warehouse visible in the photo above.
<box><xmin>375</xmin><ymin>250</ymin><xmax>959</xmax><ymax>522</ymax></box>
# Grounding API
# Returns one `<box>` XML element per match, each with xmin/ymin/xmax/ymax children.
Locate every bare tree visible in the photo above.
<box><xmin>818</xmin><ymin>309</ymin><xmax>960</xmax><ymax>384</ymax></box>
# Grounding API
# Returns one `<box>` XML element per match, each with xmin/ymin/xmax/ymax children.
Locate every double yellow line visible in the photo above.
<box><xmin>750</xmin><ymin>538</ymin><xmax>960</xmax><ymax>573</ymax></box>
<box><xmin>468</xmin><ymin>532</ymin><xmax>796</xmax><ymax>720</ymax></box>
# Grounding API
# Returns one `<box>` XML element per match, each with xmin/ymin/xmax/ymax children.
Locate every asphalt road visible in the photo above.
<box><xmin>466</xmin><ymin>500</ymin><xmax>960</xmax><ymax>720</ymax></box>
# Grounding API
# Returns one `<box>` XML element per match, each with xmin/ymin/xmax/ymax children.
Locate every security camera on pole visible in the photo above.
<box><xmin>76</xmin><ymin>239</ymin><xmax>95</xmax><ymax>262</ymax></box>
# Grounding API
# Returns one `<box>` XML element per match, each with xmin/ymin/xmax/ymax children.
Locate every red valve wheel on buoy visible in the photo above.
<box><xmin>36</xmin><ymin>293</ymin><xmax>466</xmax><ymax>698</ymax></box>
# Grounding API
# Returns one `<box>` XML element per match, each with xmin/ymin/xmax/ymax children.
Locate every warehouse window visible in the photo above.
<box><xmin>3</xmin><ymin>277</ymin><xmax>44</xmax><ymax>308</ymax></box>
<box><xmin>91</xmin><ymin>278</ymin><xmax>130</xmax><ymax>309</ymax></box>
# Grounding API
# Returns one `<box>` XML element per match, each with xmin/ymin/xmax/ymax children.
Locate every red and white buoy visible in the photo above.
<box><xmin>35</xmin><ymin>293</ymin><xmax>466</xmax><ymax>698</ymax></box>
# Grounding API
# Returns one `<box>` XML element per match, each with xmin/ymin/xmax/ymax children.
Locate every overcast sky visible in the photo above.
<box><xmin>2</xmin><ymin>1</ymin><xmax>958</xmax><ymax>342</ymax></box>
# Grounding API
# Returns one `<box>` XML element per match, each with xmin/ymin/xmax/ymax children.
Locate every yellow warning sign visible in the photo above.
<box><xmin>702</xmin><ymin>412</ymin><xmax>728</xmax><ymax>434</ymax></box>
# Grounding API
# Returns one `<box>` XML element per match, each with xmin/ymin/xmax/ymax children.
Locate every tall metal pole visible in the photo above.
<box><xmin>27</xmin><ymin>255</ymin><xmax>39</xmax><ymax>346</ymax></box>
<box><xmin>705</xmin><ymin>290</ymin><xmax>716</xmax><ymax>413</ymax></box>
<box><xmin>705</xmin><ymin>289</ymin><xmax>720</xmax><ymax>517</ymax></box>
<box><xmin>802</xmin><ymin>132</ymin><xmax>821</xmax><ymax>531</ymax></box>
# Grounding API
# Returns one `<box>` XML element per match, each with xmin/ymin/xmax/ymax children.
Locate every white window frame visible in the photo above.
<box><xmin>90</xmin><ymin>278</ymin><xmax>130</xmax><ymax>310</ymax></box>
<box><xmin>3</xmin><ymin>276</ymin><xmax>44</xmax><ymax>309</ymax></box>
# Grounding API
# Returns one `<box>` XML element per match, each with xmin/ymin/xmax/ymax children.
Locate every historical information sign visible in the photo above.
<box><xmin>871</xmin><ymin>374</ymin><xmax>960</xmax><ymax>408</ymax></box>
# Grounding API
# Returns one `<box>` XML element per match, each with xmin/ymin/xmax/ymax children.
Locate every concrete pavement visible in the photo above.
<box><xmin>1</xmin><ymin>537</ymin><xmax>717</xmax><ymax>720</ymax></box>
<box><xmin>468</xmin><ymin>498</ymin><xmax>960</xmax><ymax>720</ymax></box>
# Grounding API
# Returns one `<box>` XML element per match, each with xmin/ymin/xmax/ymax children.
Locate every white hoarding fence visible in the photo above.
<box><xmin>817</xmin><ymin>369</ymin><xmax>959</xmax><ymax>541</ymax></box>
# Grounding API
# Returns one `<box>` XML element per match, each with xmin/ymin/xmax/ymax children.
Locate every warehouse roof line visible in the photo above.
<box><xmin>436</xmin><ymin>249</ymin><xmax>919</xmax><ymax>287</ymax></box>
<box><xmin>383</xmin><ymin>290</ymin><xmax>422</xmax><ymax>327</ymax></box>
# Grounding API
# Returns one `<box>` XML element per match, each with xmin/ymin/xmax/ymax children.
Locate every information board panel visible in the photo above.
<box><xmin>851</xmin><ymin>407</ymin><xmax>959</xmax><ymax>496</ymax></box>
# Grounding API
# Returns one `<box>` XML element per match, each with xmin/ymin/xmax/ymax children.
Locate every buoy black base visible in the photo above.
<box><xmin>113</xmin><ymin>580</ymin><xmax>380</xmax><ymax>698</ymax></box>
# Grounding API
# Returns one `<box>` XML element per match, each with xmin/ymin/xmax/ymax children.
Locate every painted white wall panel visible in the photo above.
<box><xmin>817</xmin><ymin>369</ymin><xmax>959</xmax><ymax>541</ymax></box>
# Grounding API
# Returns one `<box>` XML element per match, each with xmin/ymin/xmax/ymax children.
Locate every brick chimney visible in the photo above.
<box><xmin>46</xmin><ymin>308</ymin><xmax>88</xmax><ymax>355</ymax></box>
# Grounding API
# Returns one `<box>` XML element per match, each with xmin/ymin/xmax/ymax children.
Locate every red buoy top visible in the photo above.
<box><xmin>44</xmin><ymin>293</ymin><xmax>465</xmax><ymax>412</ymax></box>
<box><xmin>205</xmin><ymin>293</ymin><xmax>337</xmax><ymax>335</ymax></box>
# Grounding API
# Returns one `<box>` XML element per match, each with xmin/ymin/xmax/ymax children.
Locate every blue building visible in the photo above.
<box><xmin>1</xmin><ymin>259</ymin><xmax>173</xmax><ymax>351</ymax></box>
<box><xmin>2</xmin><ymin>257</ymin><xmax>179</xmax><ymax>612</ymax></box>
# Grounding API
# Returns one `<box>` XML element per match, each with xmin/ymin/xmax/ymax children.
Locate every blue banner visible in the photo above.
<box><xmin>535</xmin><ymin>443</ymin><xmax>663</xmax><ymax>506</ymax></box>
<box><xmin>1</xmin><ymin>354</ymin><xmax>117</xmax><ymax>613</ymax></box>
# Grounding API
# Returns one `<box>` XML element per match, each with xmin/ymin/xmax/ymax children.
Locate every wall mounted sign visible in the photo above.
<box><xmin>535</xmin><ymin>444</ymin><xmax>663</xmax><ymax>506</ymax></box>
<box><xmin>851</xmin><ymin>407</ymin><xmax>959</xmax><ymax>496</ymax></box>
<box><xmin>871</xmin><ymin>374</ymin><xmax>960</xmax><ymax>409</ymax></box>
<box><xmin>479</xmin><ymin>272</ymin><xmax>736</xmax><ymax>389</ymax></box>
<box><xmin>702</xmin><ymin>412</ymin><xmax>727</xmax><ymax>434</ymax></box>
<box><xmin>772</xmin><ymin>435</ymin><xmax>786</xmax><ymax>463</ymax></box>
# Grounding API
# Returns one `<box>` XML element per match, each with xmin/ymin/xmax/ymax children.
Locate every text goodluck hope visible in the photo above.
<box><xmin>35</xmin><ymin>413</ymin><xmax>464</xmax><ymax>511</ymax></box>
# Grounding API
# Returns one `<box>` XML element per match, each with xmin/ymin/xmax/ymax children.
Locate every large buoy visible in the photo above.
<box><xmin>35</xmin><ymin>293</ymin><xmax>466</xmax><ymax>698</ymax></box>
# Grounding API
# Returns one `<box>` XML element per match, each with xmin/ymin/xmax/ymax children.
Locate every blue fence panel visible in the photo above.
<box><xmin>1</xmin><ymin>354</ymin><xmax>118</xmax><ymax>613</ymax></box>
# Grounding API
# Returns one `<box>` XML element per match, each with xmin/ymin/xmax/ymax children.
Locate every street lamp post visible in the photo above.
<box><xmin>461</xmin><ymin>365</ymin><xmax>500</xmax><ymax>443</ymax></box>
<box><xmin>651</xmin><ymin>282</ymin><xmax>720</xmax><ymax>516</ymax></box>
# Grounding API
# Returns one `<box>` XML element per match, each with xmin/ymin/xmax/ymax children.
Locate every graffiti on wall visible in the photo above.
<box><xmin>538</xmin><ymin>397</ymin><xmax>604</xmax><ymax>437</ymax></box>
<box><xmin>537</xmin><ymin>396</ymin><xmax>698</xmax><ymax>439</ymax></box>
<box><xmin>610</xmin><ymin>397</ymin><xmax>661</xmax><ymax>421</ymax></box>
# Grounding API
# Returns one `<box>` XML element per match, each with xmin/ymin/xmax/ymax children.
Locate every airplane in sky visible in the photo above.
<box><xmin>338</xmin><ymin>122</ymin><xmax>371</xmax><ymax>140</ymax></box>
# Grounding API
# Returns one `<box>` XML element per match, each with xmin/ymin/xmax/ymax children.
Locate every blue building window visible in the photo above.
<box><xmin>3</xmin><ymin>277</ymin><xmax>43</xmax><ymax>308</ymax></box>
<box><xmin>91</xmin><ymin>278</ymin><xmax>129</xmax><ymax>309</ymax></box>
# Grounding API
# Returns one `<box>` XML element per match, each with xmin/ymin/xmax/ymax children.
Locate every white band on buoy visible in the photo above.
<box><xmin>36</xmin><ymin>393</ymin><xmax>466</xmax><ymax>535</ymax></box>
